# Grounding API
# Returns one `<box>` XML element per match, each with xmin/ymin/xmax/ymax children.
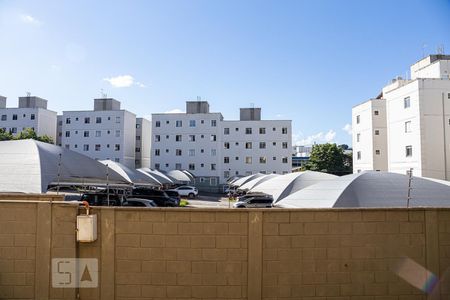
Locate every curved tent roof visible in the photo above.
<box><xmin>165</xmin><ymin>170</ymin><xmax>193</xmax><ymax>184</ymax></box>
<box><xmin>231</xmin><ymin>173</ymin><xmax>265</xmax><ymax>187</ymax></box>
<box><xmin>181</xmin><ymin>170</ymin><xmax>195</xmax><ymax>181</ymax></box>
<box><xmin>0</xmin><ymin>139</ymin><xmax>127</xmax><ymax>194</ymax></box>
<box><xmin>238</xmin><ymin>174</ymin><xmax>280</xmax><ymax>191</ymax></box>
<box><xmin>275</xmin><ymin>171</ymin><xmax>450</xmax><ymax>208</ymax></box>
<box><xmin>250</xmin><ymin>171</ymin><xmax>337</xmax><ymax>202</ymax></box>
<box><xmin>138</xmin><ymin>168</ymin><xmax>174</xmax><ymax>184</ymax></box>
<box><xmin>99</xmin><ymin>160</ymin><xmax>160</xmax><ymax>186</ymax></box>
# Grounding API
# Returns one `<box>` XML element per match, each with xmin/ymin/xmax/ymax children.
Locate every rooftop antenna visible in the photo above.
<box><xmin>422</xmin><ymin>43</ymin><xmax>428</xmax><ymax>58</ymax></box>
<box><xmin>26</xmin><ymin>92</ymin><xmax>31</xmax><ymax>97</ymax></box>
<box><xmin>437</xmin><ymin>44</ymin><xmax>445</xmax><ymax>55</ymax></box>
<box><xmin>100</xmin><ymin>89</ymin><xmax>107</xmax><ymax>98</ymax></box>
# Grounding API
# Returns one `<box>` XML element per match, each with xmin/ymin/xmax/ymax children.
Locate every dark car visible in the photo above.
<box><xmin>122</xmin><ymin>198</ymin><xmax>157</xmax><ymax>207</ymax></box>
<box><xmin>80</xmin><ymin>193</ymin><xmax>124</xmax><ymax>206</ymax></box>
<box><xmin>164</xmin><ymin>190</ymin><xmax>180</xmax><ymax>201</ymax></box>
<box><xmin>131</xmin><ymin>187</ymin><xmax>179</xmax><ymax>207</ymax></box>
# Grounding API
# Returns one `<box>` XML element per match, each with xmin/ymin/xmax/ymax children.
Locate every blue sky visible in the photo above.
<box><xmin>1</xmin><ymin>0</ymin><xmax>449</xmax><ymax>146</ymax></box>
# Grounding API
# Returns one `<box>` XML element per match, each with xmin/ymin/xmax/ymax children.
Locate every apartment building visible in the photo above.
<box><xmin>0</xmin><ymin>95</ymin><xmax>57</xmax><ymax>142</ymax></box>
<box><xmin>135</xmin><ymin>117</ymin><xmax>151</xmax><ymax>168</ymax></box>
<box><xmin>353</xmin><ymin>54</ymin><xmax>450</xmax><ymax>180</ymax></box>
<box><xmin>59</xmin><ymin>98</ymin><xmax>148</xmax><ymax>169</ymax></box>
<box><xmin>151</xmin><ymin>101</ymin><xmax>292</xmax><ymax>185</ymax></box>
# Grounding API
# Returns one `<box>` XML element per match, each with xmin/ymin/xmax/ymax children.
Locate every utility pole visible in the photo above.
<box><xmin>407</xmin><ymin>168</ymin><xmax>413</xmax><ymax>208</ymax></box>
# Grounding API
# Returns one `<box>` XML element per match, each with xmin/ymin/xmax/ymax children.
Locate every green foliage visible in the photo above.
<box><xmin>0</xmin><ymin>128</ymin><xmax>13</xmax><ymax>141</ymax></box>
<box><xmin>304</xmin><ymin>143</ymin><xmax>352</xmax><ymax>176</ymax></box>
<box><xmin>0</xmin><ymin>127</ymin><xmax>53</xmax><ymax>144</ymax></box>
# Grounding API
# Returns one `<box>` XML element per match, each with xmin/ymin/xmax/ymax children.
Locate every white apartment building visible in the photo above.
<box><xmin>135</xmin><ymin>117</ymin><xmax>151</xmax><ymax>168</ymax></box>
<box><xmin>59</xmin><ymin>98</ymin><xmax>144</xmax><ymax>169</ymax></box>
<box><xmin>353</xmin><ymin>54</ymin><xmax>450</xmax><ymax>180</ymax></box>
<box><xmin>151</xmin><ymin>101</ymin><xmax>292</xmax><ymax>185</ymax></box>
<box><xmin>0</xmin><ymin>95</ymin><xmax>57</xmax><ymax>142</ymax></box>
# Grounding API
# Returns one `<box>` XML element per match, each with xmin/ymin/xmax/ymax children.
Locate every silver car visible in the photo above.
<box><xmin>233</xmin><ymin>195</ymin><xmax>274</xmax><ymax>208</ymax></box>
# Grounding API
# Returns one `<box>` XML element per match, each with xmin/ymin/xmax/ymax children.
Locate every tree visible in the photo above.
<box><xmin>0</xmin><ymin>128</ymin><xmax>13</xmax><ymax>141</ymax></box>
<box><xmin>0</xmin><ymin>128</ymin><xmax>53</xmax><ymax>144</ymax></box>
<box><xmin>304</xmin><ymin>143</ymin><xmax>352</xmax><ymax>175</ymax></box>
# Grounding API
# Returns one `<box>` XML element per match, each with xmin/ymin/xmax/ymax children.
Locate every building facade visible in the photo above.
<box><xmin>59</xmin><ymin>98</ymin><xmax>149</xmax><ymax>169</ymax></box>
<box><xmin>151</xmin><ymin>101</ymin><xmax>292</xmax><ymax>185</ymax></box>
<box><xmin>0</xmin><ymin>95</ymin><xmax>57</xmax><ymax>142</ymax></box>
<box><xmin>135</xmin><ymin>117</ymin><xmax>151</xmax><ymax>168</ymax></box>
<box><xmin>353</xmin><ymin>54</ymin><xmax>450</xmax><ymax>180</ymax></box>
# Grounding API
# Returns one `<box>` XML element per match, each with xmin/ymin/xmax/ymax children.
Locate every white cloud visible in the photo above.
<box><xmin>164</xmin><ymin>108</ymin><xmax>184</xmax><ymax>114</ymax></box>
<box><xmin>103</xmin><ymin>75</ymin><xmax>146</xmax><ymax>88</ymax></box>
<box><xmin>342</xmin><ymin>123</ymin><xmax>352</xmax><ymax>135</ymax></box>
<box><xmin>293</xmin><ymin>130</ymin><xmax>336</xmax><ymax>146</ymax></box>
<box><xmin>20</xmin><ymin>14</ymin><xmax>41</xmax><ymax>25</ymax></box>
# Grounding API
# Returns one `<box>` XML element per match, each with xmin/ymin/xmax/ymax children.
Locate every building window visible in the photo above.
<box><xmin>211</xmin><ymin>149</ymin><xmax>217</xmax><ymax>156</ymax></box>
<box><xmin>176</xmin><ymin>135</ymin><xmax>182</xmax><ymax>142</ymax></box>
<box><xmin>235</xmin><ymin>157</ymin><xmax>239</xmax><ymax>160</ymax></box>
<box><xmin>66</xmin><ymin>117</ymin><xmax>71</xmax><ymax>124</ymax></box>
<box><xmin>136</xmin><ymin>147</ymin><xmax>141</xmax><ymax>152</ymax></box>
<box><xmin>115</xmin><ymin>158</ymin><xmax>120</xmax><ymax>163</ymax></box>
<box><xmin>201</xmin><ymin>149</ymin><xmax>204</xmax><ymax>153</ymax></box>
<box><xmin>165</xmin><ymin>149</ymin><xmax>169</xmax><ymax>153</ymax></box>
<box><xmin>356</xmin><ymin>133</ymin><xmax>360</xmax><ymax>142</ymax></box>
<box><xmin>282</xmin><ymin>157</ymin><xmax>288</xmax><ymax>163</ymax></box>
<box><xmin>259</xmin><ymin>142</ymin><xmax>266</xmax><ymax>149</ymax></box>
<box><xmin>374</xmin><ymin>110</ymin><xmax>379</xmax><ymax>116</ymax></box>
<box><xmin>224</xmin><ymin>128</ymin><xmax>229</xmax><ymax>135</ymax></box>
<box><xmin>155</xmin><ymin>163</ymin><xmax>160</xmax><ymax>170</ymax></box>
<box><xmin>96</xmin><ymin>117</ymin><xmax>102</xmax><ymax>124</ymax></box>
<box><xmin>375</xmin><ymin>150</ymin><xmax>380</xmax><ymax>155</ymax></box>
<box><xmin>406</xmin><ymin>145</ymin><xmax>412</xmax><ymax>157</ymax></box>
<box><xmin>375</xmin><ymin>130</ymin><xmax>380</xmax><ymax>135</ymax></box>
<box><xmin>356</xmin><ymin>115</ymin><xmax>360</xmax><ymax>124</ymax></box>
<box><xmin>176</xmin><ymin>120</ymin><xmax>182</xmax><ymax>127</ymax></box>
<box><xmin>65</xmin><ymin>131</ymin><xmax>70</xmax><ymax>137</ymax></box>
<box><xmin>11</xmin><ymin>114</ymin><xmax>17</xmax><ymax>120</ymax></box>
<box><xmin>155</xmin><ymin>121</ymin><xmax>161</xmax><ymax>127</ymax></box>
<box><xmin>10</xmin><ymin>127</ymin><xmax>17</xmax><ymax>134</ymax></box>
<box><xmin>273</xmin><ymin>156</ymin><xmax>276</xmax><ymax>160</ymax></box>
<box><xmin>211</xmin><ymin>164</ymin><xmax>216</xmax><ymax>170</ymax></box>
<box><xmin>211</xmin><ymin>120</ymin><xmax>217</xmax><ymax>127</ymax></box>
<box><xmin>115</xmin><ymin>117</ymin><xmax>120</xmax><ymax>123</ymax></box>
<box><xmin>404</xmin><ymin>97</ymin><xmax>411</xmax><ymax>108</ymax></box>
<box><xmin>65</xmin><ymin>144</ymin><xmax>70</xmax><ymax>149</ymax></box>
<box><xmin>189</xmin><ymin>135</ymin><xmax>196</xmax><ymax>142</ymax></box>
<box><xmin>189</xmin><ymin>120</ymin><xmax>196</xmax><ymax>127</ymax></box>
<box><xmin>136</xmin><ymin>123</ymin><xmax>141</xmax><ymax>129</ymax></box>
<box><xmin>30</xmin><ymin>114</ymin><xmax>35</xmax><ymax>120</ymax></box>
<box><xmin>136</xmin><ymin>136</ymin><xmax>141</xmax><ymax>141</ymax></box>
<box><xmin>259</xmin><ymin>128</ymin><xmax>266</xmax><ymax>134</ymax></box>
<box><xmin>272</xmin><ymin>142</ymin><xmax>276</xmax><ymax>146</ymax></box>
<box><xmin>84</xmin><ymin>117</ymin><xmax>90</xmax><ymax>124</ymax></box>
<box><xmin>155</xmin><ymin>135</ymin><xmax>160</xmax><ymax>142</ymax></box>
<box><xmin>245</xmin><ymin>128</ymin><xmax>252</xmax><ymax>134</ymax></box>
<box><xmin>83</xmin><ymin>144</ymin><xmax>89</xmax><ymax>151</ymax></box>
<box><xmin>166</xmin><ymin>120</ymin><xmax>170</xmax><ymax>124</ymax></box>
<box><xmin>235</xmin><ymin>142</ymin><xmax>239</xmax><ymax>146</ymax></box>
<box><xmin>260</xmin><ymin>157</ymin><xmax>267</xmax><ymax>164</ymax></box>
<box><xmin>245</xmin><ymin>142</ymin><xmax>252</xmax><ymax>149</ymax></box>
<box><xmin>200</xmin><ymin>163</ymin><xmax>204</xmax><ymax>168</ymax></box>
<box><xmin>224</xmin><ymin>171</ymin><xmax>230</xmax><ymax>179</ymax></box>
<box><xmin>357</xmin><ymin>151</ymin><xmax>361</xmax><ymax>160</ymax></box>
<box><xmin>115</xmin><ymin>130</ymin><xmax>120</xmax><ymax>137</ymax></box>
<box><xmin>189</xmin><ymin>163</ymin><xmax>195</xmax><ymax>171</ymax></box>
<box><xmin>1</xmin><ymin>115</ymin><xmax>6</xmax><ymax>121</ymax></box>
<box><xmin>166</xmin><ymin>135</ymin><xmax>169</xmax><ymax>139</ymax></box>
<box><xmin>405</xmin><ymin>121</ymin><xmax>412</xmax><ymax>133</ymax></box>
<box><xmin>115</xmin><ymin>144</ymin><xmax>120</xmax><ymax>151</ymax></box>
<box><xmin>95</xmin><ymin>144</ymin><xmax>101</xmax><ymax>151</ymax></box>
<box><xmin>245</xmin><ymin>157</ymin><xmax>252</xmax><ymax>164</ymax></box>
<box><xmin>155</xmin><ymin>149</ymin><xmax>160</xmax><ymax>156</ymax></box>
<box><xmin>176</xmin><ymin>149</ymin><xmax>182</xmax><ymax>156</ymax></box>
<box><xmin>282</xmin><ymin>142</ymin><xmax>288</xmax><ymax>149</ymax></box>
<box><xmin>189</xmin><ymin>149</ymin><xmax>195</xmax><ymax>156</ymax></box>
<box><xmin>95</xmin><ymin>131</ymin><xmax>101</xmax><ymax>137</ymax></box>
<box><xmin>210</xmin><ymin>135</ymin><xmax>216</xmax><ymax>141</ymax></box>
<box><xmin>84</xmin><ymin>131</ymin><xmax>89</xmax><ymax>137</ymax></box>
<box><xmin>235</xmin><ymin>128</ymin><xmax>239</xmax><ymax>132</ymax></box>
<box><xmin>224</xmin><ymin>142</ymin><xmax>230</xmax><ymax>149</ymax></box>
<box><xmin>282</xmin><ymin>127</ymin><xmax>288</xmax><ymax>134</ymax></box>
<box><xmin>175</xmin><ymin>163</ymin><xmax>182</xmax><ymax>170</ymax></box>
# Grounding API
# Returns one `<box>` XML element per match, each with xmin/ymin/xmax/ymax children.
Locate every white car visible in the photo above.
<box><xmin>233</xmin><ymin>194</ymin><xmax>273</xmax><ymax>208</ymax></box>
<box><xmin>168</xmin><ymin>186</ymin><xmax>198</xmax><ymax>198</ymax></box>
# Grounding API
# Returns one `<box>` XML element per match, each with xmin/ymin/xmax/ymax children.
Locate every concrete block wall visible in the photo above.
<box><xmin>1</xmin><ymin>197</ymin><xmax>450</xmax><ymax>300</ymax></box>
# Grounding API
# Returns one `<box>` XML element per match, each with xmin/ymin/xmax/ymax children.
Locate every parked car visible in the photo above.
<box><xmin>131</xmin><ymin>187</ymin><xmax>179</xmax><ymax>207</ymax></box>
<box><xmin>80</xmin><ymin>193</ymin><xmax>124</xmax><ymax>206</ymax></box>
<box><xmin>167</xmin><ymin>186</ymin><xmax>198</xmax><ymax>198</ymax></box>
<box><xmin>164</xmin><ymin>190</ymin><xmax>180</xmax><ymax>201</ymax></box>
<box><xmin>233</xmin><ymin>194</ymin><xmax>274</xmax><ymax>208</ymax></box>
<box><xmin>122</xmin><ymin>198</ymin><xmax>157</xmax><ymax>207</ymax></box>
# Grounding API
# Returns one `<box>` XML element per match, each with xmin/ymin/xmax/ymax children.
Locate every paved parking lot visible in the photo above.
<box><xmin>185</xmin><ymin>193</ymin><xmax>236</xmax><ymax>208</ymax></box>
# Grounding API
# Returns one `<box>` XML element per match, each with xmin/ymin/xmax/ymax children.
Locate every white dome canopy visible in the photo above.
<box><xmin>99</xmin><ymin>160</ymin><xmax>160</xmax><ymax>186</ymax></box>
<box><xmin>231</xmin><ymin>173</ymin><xmax>265</xmax><ymax>187</ymax></box>
<box><xmin>0</xmin><ymin>139</ymin><xmax>127</xmax><ymax>193</ymax></box>
<box><xmin>250</xmin><ymin>171</ymin><xmax>337</xmax><ymax>202</ymax></box>
<box><xmin>138</xmin><ymin>168</ymin><xmax>174</xmax><ymax>184</ymax></box>
<box><xmin>165</xmin><ymin>170</ymin><xmax>193</xmax><ymax>184</ymax></box>
<box><xmin>275</xmin><ymin>171</ymin><xmax>450</xmax><ymax>208</ymax></box>
<box><xmin>238</xmin><ymin>174</ymin><xmax>280</xmax><ymax>191</ymax></box>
